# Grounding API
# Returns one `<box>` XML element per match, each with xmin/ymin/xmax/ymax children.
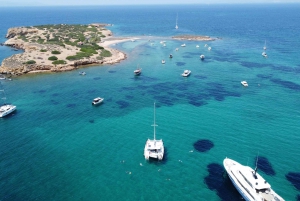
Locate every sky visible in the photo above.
<box><xmin>1</xmin><ymin>0</ymin><xmax>300</xmax><ymax>6</ymax></box>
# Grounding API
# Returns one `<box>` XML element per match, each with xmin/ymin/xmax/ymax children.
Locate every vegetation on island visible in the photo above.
<box><xmin>15</xmin><ymin>24</ymin><xmax>112</xmax><ymax>63</ymax></box>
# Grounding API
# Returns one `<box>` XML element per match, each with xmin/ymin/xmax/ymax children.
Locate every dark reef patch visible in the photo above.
<box><xmin>93</xmin><ymin>77</ymin><xmax>101</xmax><ymax>80</ymax></box>
<box><xmin>176</xmin><ymin>62</ymin><xmax>186</xmax><ymax>66</ymax></box>
<box><xmin>116</xmin><ymin>100</ymin><xmax>130</xmax><ymax>109</ymax></box>
<box><xmin>257</xmin><ymin>74</ymin><xmax>273</xmax><ymax>79</ymax></box>
<box><xmin>108</xmin><ymin>70</ymin><xmax>116</xmax><ymax>73</ymax></box>
<box><xmin>193</xmin><ymin>139</ymin><xmax>214</xmax><ymax>152</ymax></box>
<box><xmin>240</xmin><ymin>61</ymin><xmax>266</xmax><ymax>69</ymax></box>
<box><xmin>89</xmin><ymin>119</ymin><xmax>94</xmax><ymax>123</ymax></box>
<box><xmin>194</xmin><ymin>75</ymin><xmax>207</xmax><ymax>80</ymax></box>
<box><xmin>255</xmin><ymin>156</ymin><xmax>275</xmax><ymax>176</ymax></box>
<box><xmin>52</xmin><ymin>93</ymin><xmax>59</xmax><ymax>97</ymax></box>
<box><xmin>189</xmin><ymin>100</ymin><xmax>206</xmax><ymax>107</ymax></box>
<box><xmin>270</xmin><ymin>78</ymin><xmax>300</xmax><ymax>91</ymax></box>
<box><xmin>50</xmin><ymin>100</ymin><xmax>59</xmax><ymax>105</ymax></box>
<box><xmin>286</xmin><ymin>172</ymin><xmax>300</xmax><ymax>190</ymax></box>
<box><xmin>66</xmin><ymin>104</ymin><xmax>76</xmax><ymax>108</ymax></box>
<box><xmin>204</xmin><ymin>163</ymin><xmax>241</xmax><ymax>201</ymax></box>
<box><xmin>297</xmin><ymin>194</ymin><xmax>300</xmax><ymax>201</ymax></box>
<box><xmin>125</xmin><ymin>95</ymin><xmax>134</xmax><ymax>99</ymax></box>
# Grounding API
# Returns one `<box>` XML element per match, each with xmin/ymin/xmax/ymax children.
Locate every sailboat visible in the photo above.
<box><xmin>144</xmin><ymin>102</ymin><xmax>164</xmax><ymax>160</ymax></box>
<box><xmin>263</xmin><ymin>40</ymin><xmax>267</xmax><ymax>50</ymax></box>
<box><xmin>175</xmin><ymin>13</ymin><xmax>178</xmax><ymax>29</ymax></box>
<box><xmin>0</xmin><ymin>82</ymin><xmax>16</xmax><ymax>117</ymax></box>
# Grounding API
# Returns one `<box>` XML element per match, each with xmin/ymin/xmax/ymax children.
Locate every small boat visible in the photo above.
<box><xmin>92</xmin><ymin>97</ymin><xmax>104</xmax><ymax>105</ymax></box>
<box><xmin>181</xmin><ymin>44</ymin><xmax>186</xmax><ymax>47</ymax></box>
<box><xmin>0</xmin><ymin>76</ymin><xmax>6</xmax><ymax>80</ymax></box>
<box><xmin>144</xmin><ymin>102</ymin><xmax>164</xmax><ymax>160</ymax></box>
<box><xmin>163</xmin><ymin>43</ymin><xmax>166</xmax><ymax>47</ymax></box>
<box><xmin>196</xmin><ymin>45</ymin><xmax>200</xmax><ymax>48</ymax></box>
<box><xmin>204</xmin><ymin>44</ymin><xmax>208</xmax><ymax>47</ymax></box>
<box><xmin>200</xmin><ymin>55</ymin><xmax>205</xmax><ymax>60</ymax></box>
<box><xmin>169</xmin><ymin>54</ymin><xmax>173</xmax><ymax>58</ymax></box>
<box><xmin>0</xmin><ymin>83</ymin><xmax>16</xmax><ymax>118</ymax></box>
<box><xmin>161</xmin><ymin>60</ymin><xmax>165</xmax><ymax>64</ymax></box>
<box><xmin>241</xmin><ymin>81</ymin><xmax>248</xmax><ymax>87</ymax></box>
<box><xmin>262</xmin><ymin>52</ymin><xmax>267</xmax><ymax>57</ymax></box>
<box><xmin>134</xmin><ymin>67</ymin><xmax>142</xmax><ymax>76</ymax></box>
<box><xmin>79</xmin><ymin>72</ymin><xmax>86</xmax><ymax>75</ymax></box>
<box><xmin>223</xmin><ymin>157</ymin><xmax>285</xmax><ymax>201</ymax></box>
<box><xmin>208</xmin><ymin>47</ymin><xmax>212</xmax><ymax>51</ymax></box>
<box><xmin>182</xmin><ymin>70</ymin><xmax>191</xmax><ymax>77</ymax></box>
<box><xmin>175</xmin><ymin>48</ymin><xmax>179</xmax><ymax>51</ymax></box>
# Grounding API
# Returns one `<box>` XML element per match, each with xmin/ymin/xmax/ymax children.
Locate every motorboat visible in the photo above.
<box><xmin>208</xmin><ymin>47</ymin><xmax>212</xmax><ymax>51</ymax></box>
<box><xmin>79</xmin><ymin>72</ymin><xmax>86</xmax><ymax>75</ymax></box>
<box><xmin>204</xmin><ymin>44</ymin><xmax>208</xmax><ymax>47</ymax></box>
<box><xmin>134</xmin><ymin>65</ymin><xmax>142</xmax><ymax>76</ymax></box>
<box><xmin>169</xmin><ymin>54</ymin><xmax>173</xmax><ymax>58</ymax></box>
<box><xmin>241</xmin><ymin>81</ymin><xmax>248</xmax><ymax>87</ymax></box>
<box><xmin>0</xmin><ymin>104</ymin><xmax>16</xmax><ymax>118</ymax></box>
<box><xmin>200</xmin><ymin>55</ymin><xmax>205</xmax><ymax>60</ymax></box>
<box><xmin>181</xmin><ymin>44</ymin><xmax>186</xmax><ymax>47</ymax></box>
<box><xmin>144</xmin><ymin>102</ymin><xmax>164</xmax><ymax>160</ymax></box>
<box><xmin>0</xmin><ymin>83</ymin><xmax>16</xmax><ymax>117</ymax></box>
<box><xmin>196</xmin><ymin>45</ymin><xmax>200</xmax><ymax>48</ymax></box>
<box><xmin>223</xmin><ymin>158</ymin><xmax>285</xmax><ymax>201</ymax></box>
<box><xmin>175</xmin><ymin>48</ymin><xmax>179</xmax><ymax>51</ymax></box>
<box><xmin>162</xmin><ymin>60</ymin><xmax>166</xmax><ymax>64</ymax></box>
<box><xmin>92</xmin><ymin>97</ymin><xmax>104</xmax><ymax>105</ymax></box>
<box><xmin>262</xmin><ymin>52</ymin><xmax>267</xmax><ymax>57</ymax></box>
<box><xmin>182</xmin><ymin>70</ymin><xmax>191</xmax><ymax>77</ymax></box>
<box><xmin>163</xmin><ymin>43</ymin><xmax>166</xmax><ymax>47</ymax></box>
<box><xmin>134</xmin><ymin>68</ymin><xmax>141</xmax><ymax>76</ymax></box>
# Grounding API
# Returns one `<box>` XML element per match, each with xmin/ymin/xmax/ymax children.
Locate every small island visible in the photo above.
<box><xmin>0</xmin><ymin>23</ymin><xmax>131</xmax><ymax>76</ymax></box>
<box><xmin>172</xmin><ymin>35</ymin><xmax>216</xmax><ymax>41</ymax></box>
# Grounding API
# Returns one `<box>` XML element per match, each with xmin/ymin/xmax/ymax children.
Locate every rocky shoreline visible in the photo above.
<box><xmin>0</xmin><ymin>24</ymin><xmax>127</xmax><ymax>77</ymax></box>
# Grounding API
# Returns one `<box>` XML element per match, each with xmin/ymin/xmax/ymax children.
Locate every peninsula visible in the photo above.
<box><xmin>0</xmin><ymin>24</ymin><xmax>134</xmax><ymax>76</ymax></box>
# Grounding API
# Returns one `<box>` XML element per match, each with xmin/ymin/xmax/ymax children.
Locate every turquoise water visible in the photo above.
<box><xmin>1</xmin><ymin>4</ymin><xmax>300</xmax><ymax>200</ymax></box>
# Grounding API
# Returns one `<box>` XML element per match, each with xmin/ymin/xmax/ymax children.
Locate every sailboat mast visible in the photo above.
<box><xmin>153</xmin><ymin>102</ymin><xmax>156</xmax><ymax>140</ymax></box>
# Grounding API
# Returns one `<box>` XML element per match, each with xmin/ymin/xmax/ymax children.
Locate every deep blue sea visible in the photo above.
<box><xmin>1</xmin><ymin>4</ymin><xmax>300</xmax><ymax>201</ymax></box>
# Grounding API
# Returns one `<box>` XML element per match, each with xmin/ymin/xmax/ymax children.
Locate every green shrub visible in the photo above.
<box><xmin>48</xmin><ymin>56</ymin><xmax>58</xmax><ymax>61</ymax></box>
<box><xmin>51</xmin><ymin>50</ymin><xmax>61</xmax><ymax>54</ymax></box>
<box><xmin>52</xmin><ymin>60</ymin><xmax>66</xmax><ymax>65</ymax></box>
<box><xmin>40</xmin><ymin>49</ymin><xmax>47</xmax><ymax>52</ymax></box>
<box><xmin>100</xmin><ymin>50</ymin><xmax>112</xmax><ymax>57</ymax></box>
<box><xmin>25</xmin><ymin>60</ymin><xmax>36</xmax><ymax>64</ymax></box>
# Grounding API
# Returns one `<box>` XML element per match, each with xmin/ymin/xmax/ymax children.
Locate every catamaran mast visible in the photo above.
<box><xmin>152</xmin><ymin>102</ymin><xmax>157</xmax><ymax>140</ymax></box>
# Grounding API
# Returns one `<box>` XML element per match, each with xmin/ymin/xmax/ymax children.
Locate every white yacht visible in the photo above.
<box><xmin>182</xmin><ymin>70</ymin><xmax>191</xmax><ymax>77</ymax></box>
<box><xmin>200</xmin><ymin>55</ymin><xmax>205</xmax><ymax>60</ymax></box>
<box><xmin>208</xmin><ymin>47</ymin><xmax>212</xmax><ymax>51</ymax></box>
<box><xmin>196</xmin><ymin>45</ymin><xmax>200</xmax><ymax>48</ymax></box>
<box><xmin>134</xmin><ymin>65</ymin><xmax>142</xmax><ymax>76</ymax></box>
<box><xmin>241</xmin><ymin>81</ymin><xmax>248</xmax><ymax>87</ymax></box>
<box><xmin>161</xmin><ymin>60</ymin><xmax>166</xmax><ymax>64</ymax></box>
<box><xmin>262</xmin><ymin>52</ymin><xmax>267</xmax><ymax>57</ymax></box>
<box><xmin>175</xmin><ymin>48</ymin><xmax>179</xmax><ymax>51</ymax></box>
<box><xmin>79</xmin><ymin>72</ymin><xmax>86</xmax><ymax>75</ymax></box>
<box><xmin>0</xmin><ymin>83</ymin><xmax>16</xmax><ymax>118</ymax></box>
<box><xmin>181</xmin><ymin>44</ymin><xmax>186</xmax><ymax>47</ymax></box>
<box><xmin>223</xmin><ymin>158</ymin><xmax>285</xmax><ymax>201</ymax></box>
<box><xmin>144</xmin><ymin>103</ymin><xmax>164</xmax><ymax>160</ymax></box>
<box><xmin>92</xmin><ymin>97</ymin><xmax>104</xmax><ymax>105</ymax></box>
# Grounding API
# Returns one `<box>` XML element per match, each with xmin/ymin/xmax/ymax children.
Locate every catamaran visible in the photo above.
<box><xmin>144</xmin><ymin>103</ymin><xmax>164</xmax><ymax>160</ymax></box>
<box><xmin>223</xmin><ymin>157</ymin><xmax>285</xmax><ymax>201</ymax></box>
<box><xmin>0</xmin><ymin>82</ymin><xmax>16</xmax><ymax>117</ymax></box>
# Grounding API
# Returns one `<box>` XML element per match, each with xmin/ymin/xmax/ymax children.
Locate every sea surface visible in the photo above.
<box><xmin>1</xmin><ymin>4</ymin><xmax>300</xmax><ymax>201</ymax></box>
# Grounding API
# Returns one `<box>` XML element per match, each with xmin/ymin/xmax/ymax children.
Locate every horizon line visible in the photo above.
<box><xmin>1</xmin><ymin>2</ymin><xmax>300</xmax><ymax>7</ymax></box>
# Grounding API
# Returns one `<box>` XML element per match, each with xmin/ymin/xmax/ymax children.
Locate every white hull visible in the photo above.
<box><xmin>223</xmin><ymin>158</ymin><xmax>285</xmax><ymax>201</ymax></box>
<box><xmin>144</xmin><ymin>139</ymin><xmax>164</xmax><ymax>160</ymax></box>
<box><xmin>92</xmin><ymin>97</ymin><xmax>104</xmax><ymax>105</ymax></box>
<box><xmin>0</xmin><ymin>104</ymin><xmax>16</xmax><ymax>117</ymax></box>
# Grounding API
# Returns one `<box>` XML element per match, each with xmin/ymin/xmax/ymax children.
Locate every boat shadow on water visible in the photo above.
<box><xmin>204</xmin><ymin>163</ymin><xmax>242</xmax><ymax>201</ymax></box>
